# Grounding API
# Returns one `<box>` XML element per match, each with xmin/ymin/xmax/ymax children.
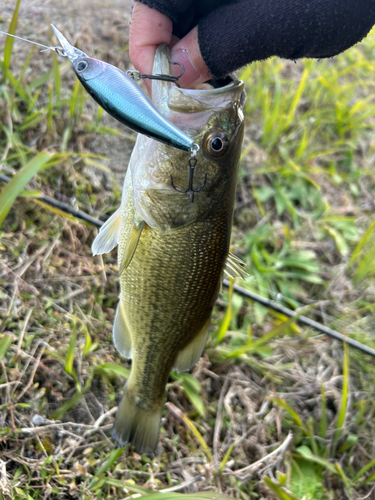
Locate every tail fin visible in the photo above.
<box><xmin>112</xmin><ymin>385</ymin><xmax>163</xmax><ymax>455</ymax></box>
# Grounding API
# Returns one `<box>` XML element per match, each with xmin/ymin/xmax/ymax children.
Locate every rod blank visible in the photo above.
<box><xmin>223</xmin><ymin>279</ymin><xmax>375</xmax><ymax>358</ymax></box>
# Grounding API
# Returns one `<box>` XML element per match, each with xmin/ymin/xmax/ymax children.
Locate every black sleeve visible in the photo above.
<box><xmin>136</xmin><ymin>0</ymin><xmax>194</xmax><ymax>23</ymax></box>
<box><xmin>137</xmin><ymin>0</ymin><xmax>375</xmax><ymax>78</ymax></box>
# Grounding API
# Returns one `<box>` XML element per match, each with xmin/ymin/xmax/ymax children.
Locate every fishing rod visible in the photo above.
<box><xmin>1</xmin><ymin>173</ymin><xmax>374</xmax><ymax>358</ymax></box>
<box><xmin>222</xmin><ymin>279</ymin><xmax>375</xmax><ymax>358</ymax></box>
<box><xmin>0</xmin><ymin>173</ymin><xmax>105</xmax><ymax>227</ymax></box>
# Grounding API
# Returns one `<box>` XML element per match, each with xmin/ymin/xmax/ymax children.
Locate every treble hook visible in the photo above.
<box><xmin>171</xmin><ymin>146</ymin><xmax>207</xmax><ymax>203</ymax></box>
<box><xmin>126</xmin><ymin>61</ymin><xmax>185</xmax><ymax>88</ymax></box>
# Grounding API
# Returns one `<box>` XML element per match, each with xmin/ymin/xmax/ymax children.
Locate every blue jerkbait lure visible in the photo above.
<box><xmin>50</xmin><ymin>25</ymin><xmax>197</xmax><ymax>154</ymax></box>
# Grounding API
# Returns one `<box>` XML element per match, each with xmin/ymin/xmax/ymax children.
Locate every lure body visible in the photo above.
<box><xmin>51</xmin><ymin>25</ymin><xmax>194</xmax><ymax>152</ymax></box>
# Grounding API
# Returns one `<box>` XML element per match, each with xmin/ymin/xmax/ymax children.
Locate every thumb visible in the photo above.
<box><xmin>170</xmin><ymin>26</ymin><xmax>211</xmax><ymax>88</ymax></box>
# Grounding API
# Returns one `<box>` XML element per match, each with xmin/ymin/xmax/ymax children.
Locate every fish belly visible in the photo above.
<box><xmin>121</xmin><ymin>213</ymin><xmax>228</xmax><ymax>395</ymax></box>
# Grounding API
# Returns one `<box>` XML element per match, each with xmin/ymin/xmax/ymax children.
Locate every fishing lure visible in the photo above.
<box><xmin>0</xmin><ymin>27</ymin><xmax>203</xmax><ymax>201</ymax></box>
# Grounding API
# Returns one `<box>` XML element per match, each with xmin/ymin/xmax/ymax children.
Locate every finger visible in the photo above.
<box><xmin>129</xmin><ymin>2</ymin><xmax>173</xmax><ymax>76</ymax></box>
<box><xmin>170</xmin><ymin>26</ymin><xmax>211</xmax><ymax>88</ymax></box>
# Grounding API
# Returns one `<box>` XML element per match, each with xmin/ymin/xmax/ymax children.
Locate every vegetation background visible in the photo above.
<box><xmin>0</xmin><ymin>1</ymin><xmax>375</xmax><ymax>499</ymax></box>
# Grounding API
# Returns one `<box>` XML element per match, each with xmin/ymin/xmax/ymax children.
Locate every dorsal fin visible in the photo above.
<box><xmin>224</xmin><ymin>252</ymin><xmax>248</xmax><ymax>280</ymax></box>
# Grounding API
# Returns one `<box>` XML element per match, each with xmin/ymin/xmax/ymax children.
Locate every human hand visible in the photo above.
<box><xmin>129</xmin><ymin>2</ymin><xmax>211</xmax><ymax>91</ymax></box>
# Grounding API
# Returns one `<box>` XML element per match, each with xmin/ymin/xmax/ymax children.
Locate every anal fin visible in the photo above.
<box><xmin>119</xmin><ymin>219</ymin><xmax>146</xmax><ymax>274</ymax></box>
<box><xmin>172</xmin><ymin>317</ymin><xmax>211</xmax><ymax>372</ymax></box>
<box><xmin>113</xmin><ymin>299</ymin><xmax>132</xmax><ymax>359</ymax></box>
<box><xmin>92</xmin><ymin>207</ymin><xmax>121</xmax><ymax>255</ymax></box>
<box><xmin>224</xmin><ymin>252</ymin><xmax>248</xmax><ymax>280</ymax></box>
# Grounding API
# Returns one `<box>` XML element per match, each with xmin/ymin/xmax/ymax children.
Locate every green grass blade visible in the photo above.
<box><xmin>95</xmin><ymin>448</ymin><xmax>124</xmax><ymax>476</ymax></box>
<box><xmin>83</xmin><ymin>331</ymin><xmax>92</xmax><ymax>356</ymax></box>
<box><xmin>359</xmin><ymin>470</ymin><xmax>375</xmax><ymax>486</ymax></box>
<box><xmin>94</xmin><ymin>363</ymin><xmax>130</xmax><ymax>379</ymax></box>
<box><xmin>334</xmin><ymin>463</ymin><xmax>353</xmax><ymax>492</ymax></box>
<box><xmin>270</xmin><ymin>396</ymin><xmax>306</xmax><ymax>431</ymax></box>
<box><xmin>0</xmin><ymin>335</ymin><xmax>12</xmax><ymax>362</ymax></box>
<box><xmin>65</xmin><ymin>319</ymin><xmax>78</xmax><ymax>381</ymax></box>
<box><xmin>20</xmin><ymin>47</ymin><xmax>35</xmax><ymax>78</ymax></box>
<box><xmin>52</xmin><ymin>50</ymin><xmax>61</xmax><ymax>101</ymax></box>
<box><xmin>186</xmin><ymin>495</ymin><xmax>235</xmax><ymax>500</ymax></box>
<box><xmin>264</xmin><ymin>477</ymin><xmax>301</xmax><ymax>500</ymax></box>
<box><xmin>296</xmin><ymin>446</ymin><xmax>337</xmax><ymax>474</ymax></box>
<box><xmin>69</xmin><ymin>80</ymin><xmax>84</xmax><ymax>119</ymax></box>
<box><xmin>50</xmin><ymin>371</ymin><xmax>94</xmax><ymax>420</ymax></box>
<box><xmin>337</xmin><ymin>434</ymin><xmax>357</xmax><ymax>453</ymax></box>
<box><xmin>167</xmin><ymin>403</ymin><xmax>211</xmax><ymax>459</ymax></box>
<box><xmin>122</xmin><ymin>482</ymin><xmax>157</xmax><ymax>495</ymax></box>
<box><xmin>334</xmin><ymin>340</ymin><xmax>349</xmax><ymax>444</ymax></box>
<box><xmin>0</xmin><ymin>62</ymin><xmax>29</xmax><ymax>101</ymax></box>
<box><xmin>49</xmin><ymin>391</ymin><xmax>83</xmax><ymax>420</ymax></box>
<box><xmin>226</xmin><ymin>305</ymin><xmax>313</xmax><ymax>359</ymax></box>
<box><xmin>138</xmin><ymin>495</ymin><xmax>235</xmax><ymax>500</ymax></box>
<box><xmin>28</xmin><ymin>61</ymin><xmax>71</xmax><ymax>91</ymax></box>
<box><xmin>183</xmin><ymin>414</ymin><xmax>211</xmax><ymax>458</ymax></box>
<box><xmin>3</xmin><ymin>0</ymin><xmax>22</xmax><ymax>69</ymax></box>
<box><xmin>215</xmin><ymin>278</ymin><xmax>234</xmax><ymax>343</ymax></box>
<box><xmin>218</xmin><ymin>440</ymin><xmax>236</xmax><ymax>475</ymax></box>
<box><xmin>47</xmin><ymin>83</ymin><xmax>53</xmax><ymax>132</ymax></box>
<box><xmin>349</xmin><ymin>216</ymin><xmax>375</xmax><ymax>266</ymax></box>
<box><xmin>284</xmin><ymin>66</ymin><xmax>309</xmax><ymax>128</ymax></box>
<box><xmin>172</xmin><ymin>372</ymin><xmax>205</xmax><ymax>416</ymax></box>
<box><xmin>354</xmin><ymin>457</ymin><xmax>375</xmax><ymax>482</ymax></box>
<box><xmin>0</xmin><ymin>151</ymin><xmax>53</xmax><ymax>226</ymax></box>
<box><xmin>133</xmin><ymin>495</ymin><xmax>175</xmax><ymax>500</ymax></box>
<box><xmin>319</xmin><ymin>383</ymin><xmax>327</xmax><ymax>439</ymax></box>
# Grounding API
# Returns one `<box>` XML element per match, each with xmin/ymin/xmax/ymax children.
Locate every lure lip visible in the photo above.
<box><xmin>50</xmin><ymin>24</ymin><xmax>87</xmax><ymax>61</ymax></box>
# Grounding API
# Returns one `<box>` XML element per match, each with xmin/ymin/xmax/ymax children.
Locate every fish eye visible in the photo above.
<box><xmin>205</xmin><ymin>132</ymin><xmax>228</xmax><ymax>157</ymax></box>
<box><xmin>76</xmin><ymin>60</ymin><xmax>88</xmax><ymax>72</ymax></box>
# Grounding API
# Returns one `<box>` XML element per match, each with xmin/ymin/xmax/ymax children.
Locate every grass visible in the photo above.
<box><xmin>1</xmin><ymin>4</ymin><xmax>375</xmax><ymax>500</ymax></box>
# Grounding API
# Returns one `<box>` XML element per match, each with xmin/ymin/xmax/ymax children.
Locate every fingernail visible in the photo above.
<box><xmin>170</xmin><ymin>49</ymin><xmax>200</xmax><ymax>86</ymax></box>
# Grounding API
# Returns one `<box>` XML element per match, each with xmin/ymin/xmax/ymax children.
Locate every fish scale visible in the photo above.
<box><xmin>120</xmin><ymin>213</ymin><xmax>227</xmax><ymax>406</ymax></box>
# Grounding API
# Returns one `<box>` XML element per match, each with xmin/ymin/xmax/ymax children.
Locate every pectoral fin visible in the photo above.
<box><xmin>119</xmin><ymin>219</ymin><xmax>146</xmax><ymax>274</ymax></box>
<box><xmin>92</xmin><ymin>207</ymin><xmax>121</xmax><ymax>255</ymax></box>
<box><xmin>113</xmin><ymin>299</ymin><xmax>132</xmax><ymax>359</ymax></box>
<box><xmin>224</xmin><ymin>252</ymin><xmax>248</xmax><ymax>280</ymax></box>
<box><xmin>172</xmin><ymin>318</ymin><xmax>211</xmax><ymax>372</ymax></box>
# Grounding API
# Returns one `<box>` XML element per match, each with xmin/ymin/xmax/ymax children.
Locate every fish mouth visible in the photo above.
<box><xmin>152</xmin><ymin>45</ymin><xmax>244</xmax><ymax>115</ymax></box>
<box><xmin>50</xmin><ymin>24</ymin><xmax>87</xmax><ymax>61</ymax></box>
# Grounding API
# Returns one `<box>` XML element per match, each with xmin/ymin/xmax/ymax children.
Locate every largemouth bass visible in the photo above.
<box><xmin>92</xmin><ymin>45</ymin><xmax>246</xmax><ymax>454</ymax></box>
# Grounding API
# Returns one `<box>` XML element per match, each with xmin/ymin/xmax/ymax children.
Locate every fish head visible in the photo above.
<box><xmin>51</xmin><ymin>24</ymin><xmax>105</xmax><ymax>81</ymax></box>
<box><xmin>130</xmin><ymin>45</ymin><xmax>245</xmax><ymax>233</ymax></box>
